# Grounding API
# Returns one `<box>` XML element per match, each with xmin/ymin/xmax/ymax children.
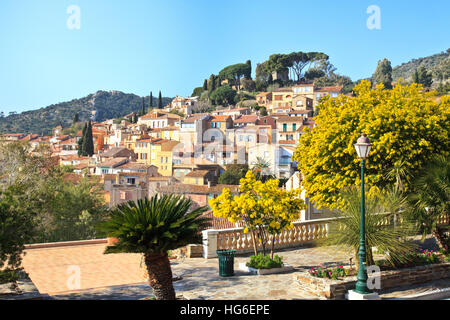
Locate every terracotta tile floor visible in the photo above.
<box><xmin>21</xmin><ymin>244</ymin><xmax>147</xmax><ymax>295</ymax></box>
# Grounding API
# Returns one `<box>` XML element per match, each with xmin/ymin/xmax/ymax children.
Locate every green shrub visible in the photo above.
<box><xmin>0</xmin><ymin>269</ymin><xmax>21</xmax><ymax>284</ymax></box>
<box><xmin>246</xmin><ymin>253</ymin><xmax>283</xmax><ymax>269</ymax></box>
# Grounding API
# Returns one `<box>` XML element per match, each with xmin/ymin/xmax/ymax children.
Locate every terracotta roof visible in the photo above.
<box><xmin>278</xmin><ymin>140</ymin><xmax>296</xmax><ymax>145</ymax></box>
<box><xmin>102</xmin><ymin>174</ymin><xmax>117</xmax><ymax>181</ymax></box>
<box><xmin>234</xmin><ymin>115</ymin><xmax>258</xmax><ymax>123</ymax></box>
<box><xmin>74</xmin><ymin>163</ymin><xmax>89</xmax><ymax>170</ymax></box>
<box><xmin>256</xmin><ymin>92</ymin><xmax>271</xmax><ymax>97</ymax></box>
<box><xmin>273</xmin><ymin>88</ymin><xmax>293</xmax><ymax>92</ymax></box>
<box><xmin>276</xmin><ymin>116</ymin><xmax>304</xmax><ymax>122</ymax></box>
<box><xmin>158</xmin><ymin>183</ymin><xmax>239</xmax><ymax>195</ymax></box>
<box><xmin>118</xmin><ymin>172</ymin><xmax>148</xmax><ymax>177</ymax></box>
<box><xmin>97</xmin><ymin>157</ymin><xmax>128</xmax><ymax>168</ymax></box>
<box><xmin>315</xmin><ymin>86</ymin><xmax>343</xmax><ymax>92</ymax></box>
<box><xmin>210</xmin><ymin>115</ymin><xmax>231</xmax><ymax>122</ymax></box>
<box><xmin>202</xmin><ymin>211</ymin><xmax>241</xmax><ymax>230</ymax></box>
<box><xmin>63</xmin><ymin>173</ymin><xmax>81</xmax><ymax>184</ymax></box>
<box><xmin>100</xmin><ymin>147</ymin><xmax>132</xmax><ymax>158</ymax></box>
<box><xmin>184</xmin><ymin>170</ymin><xmax>210</xmax><ymax>178</ymax></box>
<box><xmin>115</xmin><ymin>162</ymin><xmax>154</xmax><ymax>170</ymax></box>
<box><xmin>293</xmin><ymin>84</ymin><xmax>314</xmax><ymax>87</ymax></box>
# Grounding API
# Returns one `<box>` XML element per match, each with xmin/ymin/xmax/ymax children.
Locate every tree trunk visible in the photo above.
<box><xmin>432</xmin><ymin>226</ymin><xmax>447</xmax><ymax>251</ymax></box>
<box><xmin>270</xmin><ymin>235</ymin><xmax>275</xmax><ymax>259</ymax></box>
<box><xmin>250</xmin><ymin>229</ymin><xmax>258</xmax><ymax>256</ymax></box>
<box><xmin>366</xmin><ymin>247</ymin><xmax>375</xmax><ymax>267</ymax></box>
<box><xmin>144</xmin><ymin>252</ymin><xmax>176</xmax><ymax>300</ymax></box>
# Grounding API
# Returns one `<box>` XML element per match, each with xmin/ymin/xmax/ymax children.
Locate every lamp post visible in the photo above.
<box><xmin>353</xmin><ymin>133</ymin><xmax>372</xmax><ymax>294</ymax></box>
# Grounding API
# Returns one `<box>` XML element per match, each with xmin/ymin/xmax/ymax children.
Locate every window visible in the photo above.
<box><xmin>239</xmin><ymin>135</ymin><xmax>244</xmax><ymax>142</ymax></box>
<box><xmin>127</xmin><ymin>178</ymin><xmax>136</xmax><ymax>184</ymax></box>
<box><xmin>160</xmin><ymin>157</ymin><xmax>164</xmax><ymax>163</ymax></box>
<box><xmin>293</xmin><ymin>123</ymin><xmax>297</xmax><ymax>131</ymax></box>
<box><xmin>165</xmin><ymin>157</ymin><xmax>168</xmax><ymax>163</ymax></box>
<box><xmin>283</xmin><ymin>124</ymin><xmax>287</xmax><ymax>132</ymax></box>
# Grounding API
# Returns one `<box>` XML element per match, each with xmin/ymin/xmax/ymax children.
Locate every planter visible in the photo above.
<box><xmin>295</xmin><ymin>261</ymin><xmax>450</xmax><ymax>299</ymax></box>
<box><xmin>239</xmin><ymin>262</ymin><xmax>294</xmax><ymax>275</ymax></box>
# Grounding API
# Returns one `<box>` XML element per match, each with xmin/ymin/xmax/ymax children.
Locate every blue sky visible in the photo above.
<box><xmin>0</xmin><ymin>0</ymin><xmax>449</xmax><ymax>114</ymax></box>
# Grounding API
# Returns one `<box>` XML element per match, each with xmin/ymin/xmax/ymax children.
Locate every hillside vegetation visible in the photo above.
<box><xmin>392</xmin><ymin>49</ymin><xmax>450</xmax><ymax>85</ymax></box>
<box><xmin>0</xmin><ymin>91</ymin><xmax>172</xmax><ymax>135</ymax></box>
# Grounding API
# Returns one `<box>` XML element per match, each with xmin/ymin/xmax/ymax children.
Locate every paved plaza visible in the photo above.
<box><xmin>22</xmin><ymin>243</ymin><xmax>353</xmax><ymax>299</ymax></box>
<box><xmin>20</xmin><ymin>238</ymin><xmax>448</xmax><ymax>300</ymax></box>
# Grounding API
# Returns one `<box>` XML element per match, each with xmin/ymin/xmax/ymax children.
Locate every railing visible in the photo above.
<box><xmin>202</xmin><ymin>213</ymin><xmax>450</xmax><ymax>258</ymax></box>
<box><xmin>437</xmin><ymin>214</ymin><xmax>449</xmax><ymax>226</ymax></box>
<box><xmin>218</xmin><ymin>218</ymin><xmax>332</xmax><ymax>252</ymax></box>
<box><xmin>202</xmin><ymin>218</ymin><xmax>334</xmax><ymax>258</ymax></box>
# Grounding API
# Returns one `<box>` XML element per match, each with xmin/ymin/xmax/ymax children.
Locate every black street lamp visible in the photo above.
<box><xmin>353</xmin><ymin>133</ymin><xmax>372</xmax><ymax>294</ymax></box>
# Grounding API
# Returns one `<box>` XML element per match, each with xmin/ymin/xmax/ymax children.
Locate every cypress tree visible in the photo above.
<box><xmin>372</xmin><ymin>58</ymin><xmax>393</xmax><ymax>89</ymax></box>
<box><xmin>141</xmin><ymin>97</ymin><xmax>146</xmax><ymax>115</ymax></box>
<box><xmin>158</xmin><ymin>91</ymin><xmax>162</xmax><ymax>108</ymax></box>
<box><xmin>77</xmin><ymin>122</ymin><xmax>87</xmax><ymax>156</ymax></box>
<box><xmin>84</xmin><ymin>121</ymin><xmax>95</xmax><ymax>156</ymax></box>
<box><xmin>149</xmin><ymin>92</ymin><xmax>153</xmax><ymax>109</ymax></box>
<box><xmin>203</xmin><ymin>79</ymin><xmax>208</xmax><ymax>90</ymax></box>
<box><xmin>73</xmin><ymin>112</ymin><xmax>79</xmax><ymax>124</ymax></box>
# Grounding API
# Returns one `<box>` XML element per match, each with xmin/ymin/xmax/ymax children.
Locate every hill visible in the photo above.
<box><xmin>0</xmin><ymin>91</ymin><xmax>172</xmax><ymax>135</ymax></box>
<box><xmin>392</xmin><ymin>49</ymin><xmax>450</xmax><ymax>85</ymax></box>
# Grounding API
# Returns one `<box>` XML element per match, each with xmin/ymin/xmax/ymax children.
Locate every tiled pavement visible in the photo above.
<box><xmin>21</xmin><ymin>243</ymin><xmax>354</xmax><ymax>299</ymax></box>
<box><xmin>21</xmin><ymin>238</ymin><xmax>447</xmax><ymax>300</ymax></box>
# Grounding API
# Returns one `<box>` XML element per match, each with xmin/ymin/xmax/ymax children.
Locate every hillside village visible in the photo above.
<box><xmin>0</xmin><ymin>82</ymin><xmax>346</xmax><ymax>223</ymax></box>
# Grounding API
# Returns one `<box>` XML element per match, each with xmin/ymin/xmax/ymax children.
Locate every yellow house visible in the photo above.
<box><xmin>152</xmin><ymin>139</ymin><xmax>180</xmax><ymax>176</ymax></box>
<box><xmin>271</xmin><ymin>88</ymin><xmax>293</xmax><ymax>109</ymax></box>
<box><xmin>134</xmin><ymin>137</ymin><xmax>180</xmax><ymax>176</ymax></box>
<box><xmin>161</xmin><ymin>126</ymin><xmax>180</xmax><ymax>141</ymax></box>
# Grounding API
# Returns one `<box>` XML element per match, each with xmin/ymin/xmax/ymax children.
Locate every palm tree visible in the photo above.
<box><xmin>408</xmin><ymin>155</ymin><xmax>450</xmax><ymax>251</ymax></box>
<box><xmin>251</xmin><ymin>157</ymin><xmax>274</xmax><ymax>181</ymax></box>
<box><xmin>385</xmin><ymin>159</ymin><xmax>411</xmax><ymax>192</ymax></box>
<box><xmin>98</xmin><ymin>195</ymin><xmax>210</xmax><ymax>300</ymax></box>
<box><xmin>323</xmin><ymin>186</ymin><xmax>416</xmax><ymax>268</ymax></box>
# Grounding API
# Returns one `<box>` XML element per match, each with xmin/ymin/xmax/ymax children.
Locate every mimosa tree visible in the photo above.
<box><xmin>209</xmin><ymin>171</ymin><xmax>305</xmax><ymax>259</ymax></box>
<box><xmin>293</xmin><ymin>80</ymin><xmax>449</xmax><ymax>209</ymax></box>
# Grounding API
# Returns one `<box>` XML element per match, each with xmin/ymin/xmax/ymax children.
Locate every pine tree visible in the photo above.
<box><xmin>415</xmin><ymin>66</ymin><xmax>433</xmax><ymax>87</ymax></box>
<box><xmin>372</xmin><ymin>58</ymin><xmax>393</xmax><ymax>89</ymax></box>
<box><xmin>158</xmin><ymin>91</ymin><xmax>162</xmax><ymax>109</ymax></box>
<box><xmin>245</xmin><ymin>60</ymin><xmax>252</xmax><ymax>79</ymax></box>
<box><xmin>77</xmin><ymin>122</ymin><xmax>87</xmax><ymax>156</ymax></box>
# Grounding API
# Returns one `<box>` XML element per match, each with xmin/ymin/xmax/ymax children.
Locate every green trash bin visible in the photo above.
<box><xmin>217</xmin><ymin>249</ymin><xmax>236</xmax><ymax>277</ymax></box>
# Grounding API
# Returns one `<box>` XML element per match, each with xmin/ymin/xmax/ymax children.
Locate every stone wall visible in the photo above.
<box><xmin>172</xmin><ymin>244</ymin><xmax>203</xmax><ymax>258</ymax></box>
<box><xmin>295</xmin><ymin>262</ymin><xmax>450</xmax><ymax>300</ymax></box>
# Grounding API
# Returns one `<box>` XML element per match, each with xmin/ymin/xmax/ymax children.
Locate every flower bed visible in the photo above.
<box><xmin>295</xmin><ymin>261</ymin><xmax>450</xmax><ymax>299</ymax></box>
<box><xmin>239</xmin><ymin>254</ymin><xmax>294</xmax><ymax>275</ymax></box>
<box><xmin>308</xmin><ymin>264</ymin><xmax>350</xmax><ymax>280</ymax></box>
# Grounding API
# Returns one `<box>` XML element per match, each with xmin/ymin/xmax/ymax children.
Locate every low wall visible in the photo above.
<box><xmin>295</xmin><ymin>262</ymin><xmax>450</xmax><ymax>300</ymax></box>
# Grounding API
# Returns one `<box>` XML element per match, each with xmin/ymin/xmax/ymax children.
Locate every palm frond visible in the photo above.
<box><xmin>98</xmin><ymin>194</ymin><xmax>211</xmax><ymax>254</ymax></box>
